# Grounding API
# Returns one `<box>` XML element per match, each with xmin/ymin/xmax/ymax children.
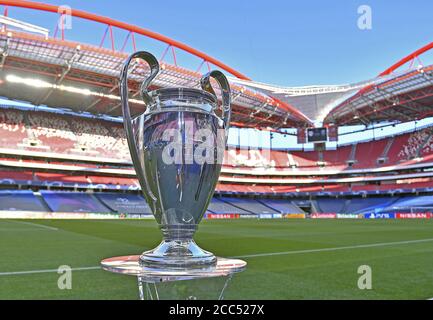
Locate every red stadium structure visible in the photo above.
<box><xmin>322</xmin><ymin>41</ymin><xmax>433</xmax><ymax>126</ymax></box>
<box><xmin>0</xmin><ymin>0</ymin><xmax>311</xmax><ymax>130</ymax></box>
<box><xmin>1</xmin><ymin>0</ymin><xmax>433</xmax><ymax>217</ymax></box>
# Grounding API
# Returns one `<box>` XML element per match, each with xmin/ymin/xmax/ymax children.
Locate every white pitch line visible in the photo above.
<box><xmin>6</xmin><ymin>220</ymin><xmax>58</xmax><ymax>231</ymax></box>
<box><xmin>0</xmin><ymin>266</ymin><xmax>100</xmax><ymax>276</ymax></box>
<box><xmin>233</xmin><ymin>238</ymin><xmax>433</xmax><ymax>259</ymax></box>
<box><xmin>2</xmin><ymin>238</ymin><xmax>433</xmax><ymax>277</ymax></box>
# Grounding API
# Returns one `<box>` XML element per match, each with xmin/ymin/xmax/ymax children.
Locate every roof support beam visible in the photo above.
<box><xmin>83</xmin><ymin>83</ymin><xmax>119</xmax><ymax>112</ymax></box>
<box><xmin>0</xmin><ymin>33</ymin><xmax>10</xmax><ymax>68</ymax></box>
<box><xmin>35</xmin><ymin>47</ymin><xmax>81</xmax><ymax>105</ymax></box>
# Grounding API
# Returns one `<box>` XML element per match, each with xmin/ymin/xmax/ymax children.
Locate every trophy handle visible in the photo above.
<box><xmin>120</xmin><ymin>51</ymin><xmax>159</xmax><ymax>117</ymax></box>
<box><xmin>120</xmin><ymin>51</ymin><xmax>159</xmax><ymax>203</ymax></box>
<box><xmin>200</xmin><ymin>71</ymin><xmax>231</xmax><ymax>138</ymax></box>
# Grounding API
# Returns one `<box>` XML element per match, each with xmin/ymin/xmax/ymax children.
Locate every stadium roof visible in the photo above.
<box><xmin>0</xmin><ymin>0</ymin><xmax>311</xmax><ymax>131</ymax></box>
<box><xmin>0</xmin><ymin>0</ymin><xmax>433</xmax><ymax>130</ymax></box>
<box><xmin>233</xmin><ymin>42</ymin><xmax>433</xmax><ymax>127</ymax></box>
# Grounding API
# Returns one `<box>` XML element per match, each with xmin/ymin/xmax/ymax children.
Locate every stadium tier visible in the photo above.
<box><xmin>380</xmin><ymin>195</ymin><xmax>433</xmax><ymax>212</ymax></box>
<box><xmin>217</xmin><ymin>197</ymin><xmax>279</xmax><ymax>214</ymax></box>
<box><xmin>1</xmin><ymin>107</ymin><xmax>428</xmax><ymax>164</ymax></box>
<box><xmin>5</xmin><ymin>105</ymin><xmax>433</xmax><ymax>168</ymax></box>
<box><xmin>40</xmin><ymin>190</ymin><xmax>111</xmax><ymax>213</ymax></box>
<box><xmin>207</xmin><ymin>198</ymin><xmax>252</xmax><ymax>215</ymax></box>
<box><xmin>0</xmin><ymin>1</ymin><xmax>433</xmax><ymax>219</ymax></box>
<box><xmin>340</xmin><ymin>197</ymin><xmax>399</xmax><ymax>214</ymax></box>
<box><xmin>315</xmin><ymin>198</ymin><xmax>347</xmax><ymax>214</ymax></box>
<box><xmin>256</xmin><ymin>199</ymin><xmax>305</xmax><ymax>214</ymax></box>
<box><xmin>2</xmin><ymin>107</ymin><xmax>433</xmax><ymax>196</ymax></box>
<box><xmin>0</xmin><ymin>107</ymin><xmax>130</xmax><ymax>160</ymax></box>
<box><xmin>0</xmin><ymin>189</ymin><xmax>48</xmax><ymax>211</ymax></box>
<box><xmin>0</xmin><ymin>189</ymin><xmax>430</xmax><ymax>216</ymax></box>
<box><xmin>96</xmin><ymin>193</ymin><xmax>152</xmax><ymax>214</ymax></box>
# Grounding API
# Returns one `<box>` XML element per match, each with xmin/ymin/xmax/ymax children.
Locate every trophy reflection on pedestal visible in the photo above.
<box><xmin>101</xmin><ymin>51</ymin><xmax>246</xmax><ymax>300</ymax></box>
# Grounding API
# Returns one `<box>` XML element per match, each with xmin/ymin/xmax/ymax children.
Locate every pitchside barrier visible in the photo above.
<box><xmin>311</xmin><ymin>213</ymin><xmax>337</xmax><ymax>219</ymax></box>
<box><xmin>363</xmin><ymin>213</ymin><xmax>396</xmax><ymax>219</ymax></box>
<box><xmin>205</xmin><ymin>213</ymin><xmax>307</xmax><ymax>219</ymax></box>
<box><xmin>258</xmin><ymin>213</ymin><xmax>283</xmax><ymax>219</ymax></box>
<box><xmin>1</xmin><ymin>211</ymin><xmax>431</xmax><ymax>220</ymax></box>
<box><xmin>283</xmin><ymin>213</ymin><xmax>306</xmax><ymax>219</ymax></box>
<box><xmin>336</xmin><ymin>213</ymin><xmax>360</xmax><ymax>219</ymax></box>
<box><xmin>206</xmin><ymin>212</ymin><xmax>433</xmax><ymax>220</ymax></box>
<box><xmin>206</xmin><ymin>213</ymin><xmax>241</xmax><ymax>219</ymax></box>
<box><xmin>0</xmin><ymin>211</ymin><xmax>154</xmax><ymax>219</ymax></box>
<box><xmin>360</xmin><ymin>207</ymin><xmax>433</xmax><ymax>219</ymax></box>
<box><xmin>255</xmin><ymin>213</ymin><xmax>306</xmax><ymax>219</ymax></box>
<box><xmin>396</xmin><ymin>213</ymin><xmax>432</xmax><ymax>219</ymax></box>
<box><xmin>310</xmin><ymin>213</ymin><xmax>361</xmax><ymax>219</ymax></box>
<box><xmin>363</xmin><ymin>212</ymin><xmax>432</xmax><ymax>219</ymax></box>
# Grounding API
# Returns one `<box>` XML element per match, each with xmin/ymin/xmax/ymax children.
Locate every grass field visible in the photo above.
<box><xmin>0</xmin><ymin>218</ymin><xmax>432</xmax><ymax>299</ymax></box>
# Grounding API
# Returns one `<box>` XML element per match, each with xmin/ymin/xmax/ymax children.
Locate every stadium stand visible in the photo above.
<box><xmin>67</xmin><ymin>117</ymin><xmax>129</xmax><ymax>158</ymax></box>
<box><xmin>322</xmin><ymin>145</ymin><xmax>351</xmax><ymax>166</ymax></box>
<box><xmin>0</xmin><ymin>188</ymin><xmax>431</xmax><ymax>216</ymax></box>
<box><xmin>207</xmin><ymin>198</ymin><xmax>252</xmax><ymax>215</ymax></box>
<box><xmin>41</xmin><ymin>190</ymin><xmax>111</xmax><ymax>213</ymax></box>
<box><xmin>2</xmin><ymin>107</ymin><xmax>433</xmax><ymax>168</ymax></box>
<box><xmin>3</xmin><ymin>107</ymin><xmax>433</xmax><ymax>197</ymax></box>
<box><xmin>343</xmin><ymin>197</ymin><xmax>398</xmax><ymax>214</ymax></box>
<box><xmin>419</xmin><ymin>129</ymin><xmax>433</xmax><ymax>157</ymax></box>
<box><xmin>35</xmin><ymin>173</ymin><xmax>90</xmax><ymax>183</ymax></box>
<box><xmin>27</xmin><ymin>111</ymin><xmax>77</xmax><ymax>153</ymax></box>
<box><xmin>257</xmin><ymin>199</ymin><xmax>305</xmax><ymax>214</ymax></box>
<box><xmin>224</xmin><ymin>148</ymin><xmax>274</xmax><ymax>168</ymax></box>
<box><xmin>381</xmin><ymin>195</ymin><xmax>433</xmax><ymax>212</ymax></box>
<box><xmin>399</xmin><ymin>128</ymin><xmax>433</xmax><ymax>161</ymax></box>
<box><xmin>0</xmin><ymin>108</ymin><xmax>129</xmax><ymax>159</ymax></box>
<box><xmin>316</xmin><ymin>198</ymin><xmax>347</xmax><ymax>213</ymax></box>
<box><xmin>219</xmin><ymin>197</ymin><xmax>279</xmax><ymax>214</ymax></box>
<box><xmin>313</xmin><ymin>196</ymin><xmax>433</xmax><ymax>214</ymax></box>
<box><xmin>0</xmin><ymin>108</ymin><xmax>28</xmax><ymax>149</ymax></box>
<box><xmin>351</xmin><ymin>139</ymin><xmax>388</xmax><ymax>168</ymax></box>
<box><xmin>96</xmin><ymin>193</ymin><xmax>152</xmax><ymax>214</ymax></box>
<box><xmin>1</xmin><ymin>2</ymin><xmax>433</xmax><ymax>225</ymax></box>
<box><xmin>0</xmin><ymin>190</ymin><xmax>48</xmax><ymax>212</ymax></box>
<box><xmin>270</xmin><ymin>150</ymin><xmax>290</xmax><ymax>167</ymax></box>
<box><xmin>290</xmin><ymin>150</ymin><xmax>319</xmax><ymax>168</ymax></box>
<box><xmin>0</xmin><ymin>170</ymin><xmax>33</xmax><ymax>182</ymax></box>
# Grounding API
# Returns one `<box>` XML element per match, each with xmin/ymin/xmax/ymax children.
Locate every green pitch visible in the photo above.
<box><xmin>0</xmin><ymin>218</ymin><xmax>432</xmax><ymax>299</ymax></box>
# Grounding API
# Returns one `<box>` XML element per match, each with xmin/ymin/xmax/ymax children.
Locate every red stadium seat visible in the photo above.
<box><xmin>1</xmin><ymin>108</ymin><xmax>433</xmax><ymax>196</ymax></box>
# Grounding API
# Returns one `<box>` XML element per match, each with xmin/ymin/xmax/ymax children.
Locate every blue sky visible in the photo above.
<box><xmin>4</xmin><ymin>0</ymin><xmax>433</xmax><ymax>86</ymax></box>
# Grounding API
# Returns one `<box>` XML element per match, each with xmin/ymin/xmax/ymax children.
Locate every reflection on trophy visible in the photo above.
<box><xmin>101</xmin><ymin>51</ymin><xmax>246</xmax><ymax>299</ymax></box>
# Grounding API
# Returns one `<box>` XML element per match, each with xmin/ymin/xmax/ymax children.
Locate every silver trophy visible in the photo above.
<box><xmin>101</xmin><ymin>51</ymin><xmax>246</xmax><ymax>299</ymax></box>
<box><xmin>119</xmin><ymin>51</ymin><xmax>231</xmax><ymax>269</ymax></box>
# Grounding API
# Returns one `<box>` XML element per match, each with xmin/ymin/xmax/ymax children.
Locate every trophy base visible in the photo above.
<box><xmin>138</xmin><ymin>273</ymin><xmax>234</xmax><ymax>300</ymax></box>
<box><xmin>101</xmin><ymin>255</ymin><xmax>247</xmax><ymax>300</ymax></box>
<box><xmin>139</xmin><ymin>239</ymin><xmax>217</xmax><ymax>269</ymax></box>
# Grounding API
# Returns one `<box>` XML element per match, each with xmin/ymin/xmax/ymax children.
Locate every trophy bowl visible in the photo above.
<box><xmin>120</xmin><ymin>51</ymin><xmax>231</xmax><ymax>269</ymax></box>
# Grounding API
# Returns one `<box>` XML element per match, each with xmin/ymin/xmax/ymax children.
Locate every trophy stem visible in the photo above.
<box><xmin>160</xmin><ymin>224</ymin><xmax>197</xmax><ymax>241</ymax></box>
<box><xmin>139</xmin><ymin>224</ymin><xmax>217</xmax><ymax>269</ymax></box>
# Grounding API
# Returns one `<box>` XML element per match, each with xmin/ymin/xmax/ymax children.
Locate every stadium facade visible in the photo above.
<box><xmin>1</xmin><ymin>0</ymin><xmax>433</xmax><ymax>219</ymax></box>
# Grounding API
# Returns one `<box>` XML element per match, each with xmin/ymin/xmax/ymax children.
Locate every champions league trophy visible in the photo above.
<box><xmin>101</xmin><ymin>51</ymin><xmax>246</xmax><ymax>300</ymax></box>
